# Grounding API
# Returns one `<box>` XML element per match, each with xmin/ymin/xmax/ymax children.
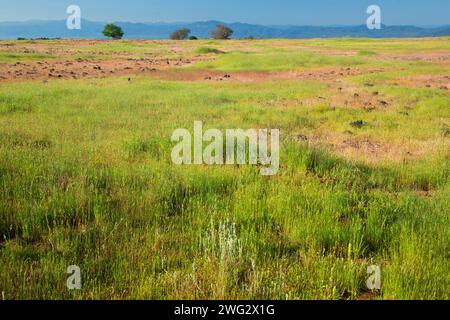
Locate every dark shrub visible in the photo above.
<box><xmin>102</xmin><ymin>23</ymin><xmax>124</xmax><ymax>39</ymax></box>
<box><xmin>211</xmin><ymin>24</ymin><xmax>233</xmax><ymax>39</ymax></box>
<box><xmin>170</xmin><ymin>28</ymin><xmax>191</xmax><ymax>40</ymax></box>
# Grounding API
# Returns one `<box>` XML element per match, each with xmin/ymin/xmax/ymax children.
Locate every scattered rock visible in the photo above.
<box><xmin>296</xmin><ymin>134</ymin><xmax>308</xmax><ymax>141</ymax></box>
<box><xmin>350</xmin><ymin>120</ymin><xmax>365</xmax><ymax>128</ymax></box>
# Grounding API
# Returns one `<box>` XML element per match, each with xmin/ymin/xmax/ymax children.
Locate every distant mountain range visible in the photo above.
<box><xmin>0</xmin><ymin>19</ymin><xmax>449</xmax><ymax>40</ymax></box>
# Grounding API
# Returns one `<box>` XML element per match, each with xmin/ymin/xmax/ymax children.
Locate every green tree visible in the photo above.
<box><xmin>102</xmin><ymin>23</ymin><xmax>124</xmax><ymax>39</ymax></box>
<box><xmin>211</xmin><ymin>24</ymin><xmax>233</xmax><ymax>39</ymax></box>
<box><xmin>170</xmin><ymin>28</ymin><xmax>191</xmax><ymax>40</ymax></box>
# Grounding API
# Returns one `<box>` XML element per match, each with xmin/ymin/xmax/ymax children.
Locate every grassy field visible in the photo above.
<box><xmin>0</xmin><ymin>38</ymin><xmax>449</xmax><ymax>300</ymax></box>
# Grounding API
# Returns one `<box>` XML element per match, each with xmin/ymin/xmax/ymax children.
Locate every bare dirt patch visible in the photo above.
<box><xmin>289</xmin><ymin>130</ymin><xmax>446</xmax><ymax>165</ymax></box>
<box><xmin>151</xmin><ymin>66</ymin><xmax>383</xmax><ymax>83</ymax></box>
<box><xmin>151</xmin><ymin>66</ymin><xmax>394</xmax><ymax>112</ymax></box>
<box><xmin>390</xmin><ymin>74</ymin><xmax>449</xmax><ymax>90</ymax></box>
<box><xmin>378</xmin><ymin>51</ymin><xmax>450</xmax><ymax>68</ymax></box>
<box><xmin>321</xmin><ymin>133</ymin><xmax>443</xmax><ymax>164</ymax></box>
<box><xmin>382</xmin><ymin>51</ymin><xmax>450</xmax><ymax>62</ymax></box>
<box><xmin>325</xmin><ymin>84</ymin><xmax>393</xmax><ymax>111</ymax></box>
<box><xmin>0</xmin><ymin>39</ymin><xmax>196</xmax><ymax>56</ymax></box>
<box><xmin>0</xmin><ymin>39</ymin><xmax>216</xmax><ymax>82</ymax></box>
<box><xmin>0</xmin><ymin>56</ymin><xmax>210</xmax><ymax>82</ymax></box>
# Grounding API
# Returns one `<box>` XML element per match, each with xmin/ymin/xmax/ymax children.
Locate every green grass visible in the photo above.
<box><xmin>195</xmin><ymin>50</ymin><xmax>367</xmax><ymax>71</ymax></box>
<box><xmin>298</xmin><ymin>37</ymin><xmax>450</xmax><ymax>53</ymax></box>
<box><xmin>0</xmin><ymin>38</ymin><xmax>449</xmax><ymax>300</ymax></box>
<box><xmin>0</xmin><ymin>52</ymin><xmax>56</xmax><ymax>63</ymax></box>
<box><xmin>195</xmin><ymin>47</ymin><xmax>225</xmax><ymax>54</ymax></box>
<box><xmin>358</xmin><ymin>50</ymin><xmax>378</xmax><ymax>56</ymax></box>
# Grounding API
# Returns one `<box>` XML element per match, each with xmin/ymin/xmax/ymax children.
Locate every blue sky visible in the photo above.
<box><xmin>1</xmin><ymin>0</ymin><xmax>449</xmax><ymax>26</ymax></box>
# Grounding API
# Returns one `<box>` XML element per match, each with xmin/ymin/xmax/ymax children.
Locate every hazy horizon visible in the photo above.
<box><xmin>0</xmin><ymin>18</ymin><xmax>448</xmax><ymax>28</ymax></box>
<box><xmin>1</xmin><ymin>0</ymin><xmax>449</xmax><ymax>26</ymax></box>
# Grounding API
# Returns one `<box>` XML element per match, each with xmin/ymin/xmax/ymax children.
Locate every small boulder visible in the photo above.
<box><xmin>350</xmin><ymin>120</ymin><xmax>365</xmax><ymax>128</ymax></box>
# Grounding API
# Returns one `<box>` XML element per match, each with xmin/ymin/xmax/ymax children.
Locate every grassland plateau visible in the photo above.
<box><xmin>0</xmin><ymin>37</ymin><xmax>449</xmax><ymax>299</ymax></box>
